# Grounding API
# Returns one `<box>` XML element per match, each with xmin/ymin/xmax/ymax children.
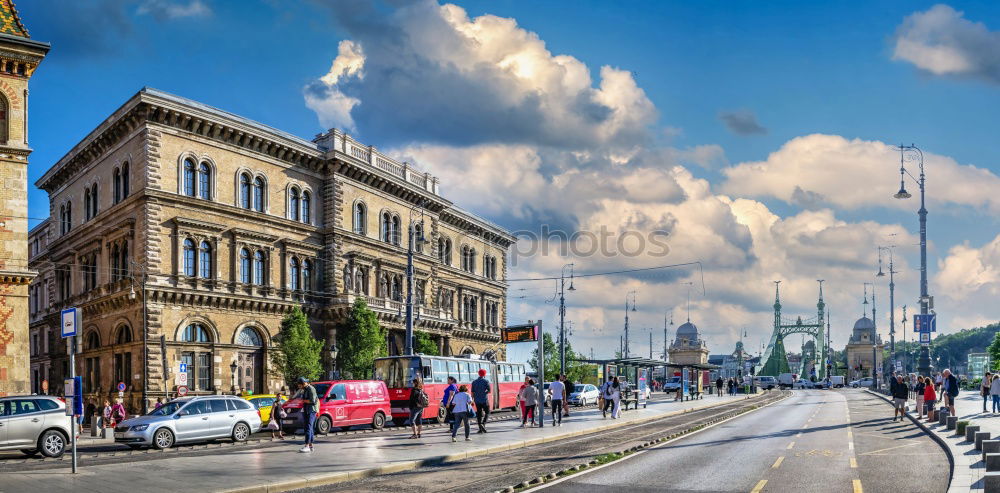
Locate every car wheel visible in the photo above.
<box><xmin>316</xmin><ymin>416</ymin><xmax>332</xmax><ymax>435</ymax></box>
<box><xmin>232</xmin><ymin>422</ymin><xmax>251</xmax><ymax>443</ymax></box>
<box><xmin>580</xmin><ymin>398</ymin><xmax>587</xmax><ymax>407</ymax></box>
<box><xmin>153</xmin><ymin>428</ymin><xmax>175</xmax><ymax>450</ymax></box>
<box><xmin>38</xmin><ymin>430</ymin><xmax>66</xmax><ymax>458</ymax></box>
<box><xmin>434</xmin><ymin>406</ymin><xmax>446</xmax><ymax>424</ymax></box>
<box><xmin>20</xmin><ymin>449</ymin><xmax>38</xmax><ymax>457</ymax></box>
<box><xmin>372</xmin><ymin>412</ymin><xmax>386</xmax><ymax>430</ymax></box>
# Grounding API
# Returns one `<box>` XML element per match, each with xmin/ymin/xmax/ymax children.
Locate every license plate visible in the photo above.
<box><xmin>114</xmin><ymin>432</ymin><xmax>125</xmax><ymax>439</ymax></box>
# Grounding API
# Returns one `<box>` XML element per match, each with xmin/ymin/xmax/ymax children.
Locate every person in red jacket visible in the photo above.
<box><xmin>923</xmin><ymin>376</ymin><xmax>937</xmax><ymax>422</ymax></box>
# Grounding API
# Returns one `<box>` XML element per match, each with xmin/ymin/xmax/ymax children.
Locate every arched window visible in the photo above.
<box><xmin>60</xmin><ymin>202</ymin><xmax>72</xmax><ymax>235</ymax></box>
<box><xmin>289</xmin><ymin>257</ymin><xmax>300</xmax><ymax>290</ymax></box>
<box><xmin>121</xmin><ymin>162</ymin><xmax>130</xmax><ymax>197</ymax></box>
<box><xmin>183</xmin><ymin>239</ymin><xmax>196</xmax><ymax>276</ymax></box>
<box><xmin>391</xmin><ymin>276</ymin><xmax>402</xmax><ymax>301</ymax></box>
<box><xmin>381</xmin><ymin>212</ymin><xmax>391</xmax><ymax>242</ymax></box>
<box><xmin>414</xmin><ymin>223</ymin><xmax>424</xmax><ymax>253</ymax></box>
<box><xmin>439</xmin><ymin>238</ymin><xmax>452</xmax><ymax>265</ymax></box>
<box><xmin>85</xmin><ymin>331</ymin><xmax>100</xmax><ymax>350</ymax></box>
<box><xmin>90</xmin><ymin>184</ymin><xmax>98</xmax><ymax>218</ymax></box>
<box><xmin>391</xmin><ymin>216</ymin><xmax>401</xmax><ymax>245</ymax></box>
<box><xmin>240</xmin><ymin>248</ymin><xmax>251</xmax><ymax>284</ymax></box>
<box><xmin>199</xmin><ymin>241</ymin><xmax>212</xmax><ymax>279</ymax></box>
<box><xmin>120</xmin><ymin>240</ymin><xmax>129</xmax><ymax>276</ymax></box>
<box><xmin>0</xmin><ymin>94</ymin><xmax>8</xmax><ymax>144</ymax></box>
<box><xmin>111</xmin><ymin>244</ymin><xmax>121</xmax><ymax>281</ymax></box>
<box><xmin>116</xmin><ymin>325</ymin><xmax>133</xmax><ymax>344</ymax></box>
<box><xmin>198</xmin><ymin>162</ymin><xmax>211</xmax><ymax>200</ymax></box>
<box><xmin>301</xmin><ymin>191</ymin><xmax>311</xmax><ymax>224</ymax></box>
<box><xmin>353</xmin><ymin>202</ymin><xmax>366</xmax><ymax>235</ymax></box>
<box><xmin>289</xmin><ymin>187</ymin><xmax>300</xmax><ymax>221</ymax></box>
<box><xmin>254</xmin><ymin>250</ymin><xmax>265</xmax><ymax>285</ymax></box>
<box><xmin>84</xmin><ymin>188</ymin><xmax>92</xmax><ymax>221</ymax></box>
<box><xmin>181</xmin><ymin>323</ymin><xmax>211</xmax><ymax>343</ymax></box>
<box><xmin>236</xmin><ymin>327</ymin><xmax>262</xmax><ymax>347</ymax></box>
<box><xmin>253</xmin><ymin>177</ymin><xmax>265</xmax><ymax>212</ymax></box>
<box><xmin>183</xmin><ymin>158</ymin><xmax>196</xmax><ymax>196</ymax></box>
<box><xmin>240</xmin><ymin>173</ymin><xmax>252</xmax><ymax>209</ymax></box>
<box><xmin>113</xmin><ymin>168</ymin><xmax>121</xmax><ymax>204</ymax></box>
<box><xmin>302</xmin><ymin>260</ymin><xmax>312</xmax><ymax>291</ymax></box>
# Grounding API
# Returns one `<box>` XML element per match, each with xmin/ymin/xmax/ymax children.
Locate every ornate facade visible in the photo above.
<box><xmin>0</xmin><ymin>0</ymin><xmax>47</xmax><ymax>397</ymax></box>
<box><xmin>845</xmin><ymin>316</ymin><xmax>884</xmax><ymax>381</ymax></box>
<box><xmin>668</xmin><ymin>321</ymin><xmax>709</xmax><ymax>366</ymax></box>
<box><xmin>28</xmin><ymin>88</ymin><xmax>514</xmax><ymax>411</ymax></box>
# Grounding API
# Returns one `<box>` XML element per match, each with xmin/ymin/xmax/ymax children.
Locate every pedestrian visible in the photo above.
<box><xmin>892</xmin><ymin>374</ymin><xmax>909</xmax><ymax>421</ymax></box>
<box><xmin>269</xmin><ymin>392</ymin><xmax>287</xmax><ymax>440</ymax></box>
<box><xmin>294</xmin><ymin>376</ymin><xmax>319</xmax><ymax>453</ymax></box>
<box><xmin>561</xmin><ymin>375</ymin><xmax>571</xmax><ymax>418</ymax></box>
<box><xmin>943</xmin><ymin>369</ymin><xmax>959</xmax><ymax>417</ymax></box>
<box><xmin>102</xmin><ymin>400</ymin><xmax>113</xmax><ymax>429</ymax></box>
<box><xmin>442</xmin><ymin>376</ymin><xmax>458</xmax><ymax>424</ymax></box>
<box><xmin>923</xmin><ymin>376</ymin><xmax>937</xmax><ymax>422</ymax></box>
<box><xmin>914</xmin><ymin>376</ymin><xmax>925</xmax><ymax>419</ymax></box>
<box><xmin>471</xmin><ymin>368</ymin><xmax>491</xmax><ymax>433</ymax></box>
<box><xmin>983</xmin><ymin>372</ymin><xmax>993</xmax><ymax>413</ymax></box>
<box><xmin>934</xmin><ymin>372</ymin><xmax>943</xmax><ymax>392</ymax></box>
<box><xmin>408</xmin><ymin>377</ymin><xmax>428</xmax><ymax>439</ymax></box>
<box><xmin>611</xmin><ymin>377</ymin><xmax>622</xmax><ymax>419</ymax></box>
<box><xmin>448</xmin><ymin>384</ymin><xmax>474</xmax><ymax>442</ymax></box>
<box><xmin>727</xmin><ymin>378</ymin><xmax>734</xmax><ymax>396</ymax></box>
<box><xmin>715</xmin><ymin>377</ymin><xmax>723</xmax><ymax>397</ymax></box>
<box><xmin>549</xmin><ymin>375</ymin><xmax>565</xmax><ymax>427</ymax></box>
<box><xmin>520</xmin><ymin>378</ymin><xmax>538</xmax><ymax>427</ymax></box>
<box><xmin>600</xmin><ymin>376</ymin><xmax>614</xmax><ymax>418</ymax></box>
<box><xmin>991</xmin><ymin>375</ymin><xmax>1000</xmax><ymax>414</ymax></box>
<box><xmin>110</xmin><ymin>398</ymin><xmax>127</xmax><ymax>427</ymax></box>
<box><xmin>154</xmin><ymin>397</ymin><xmax>164</xmax><ymax>410</ymax></box>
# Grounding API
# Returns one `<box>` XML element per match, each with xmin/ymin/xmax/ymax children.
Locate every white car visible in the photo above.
<box><xmin>850</xmin><ymin>377</ymin><xmax>875</xmax><ymax>388</ymax></box>
<box><xmin>792</xmin><ymin>380</ymin><xmax>814</xmax><ymax>389</ymax></box>
<box><xmin>568</xmin><ymin>384</ymin><xmax>600</xmax><ymax>406</ymax></box>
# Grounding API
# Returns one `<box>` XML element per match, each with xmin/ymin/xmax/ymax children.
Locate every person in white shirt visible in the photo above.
<box><xmin>611</xmin><ymin>377</ymin><xmax>622</xmax><ymax>419</ymax></box>
<box><xmin>448</xmin><ymin>385</ymin><xmax>474</xmax><ymax>442</ymax></box>
<box><xmin>600</xmin><ymin>377</ymin><xmax>614</xmax><ymax>418</ymax></box>
<box><xmin>548</xmin><ymin>376</ymin><xmax>566</xmax><ymax>426</ymax></box>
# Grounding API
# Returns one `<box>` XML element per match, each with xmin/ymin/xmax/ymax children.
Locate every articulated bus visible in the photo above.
<box><xmin>373</xmin><ymin>355</ymin><xmax>527</xmax><ymax>425</ymax></box>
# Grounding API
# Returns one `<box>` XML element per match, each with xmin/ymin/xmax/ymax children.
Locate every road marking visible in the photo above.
<box><xmin>850</xmin><ymin>457</ymin><xmax>857</xmax><ymax>468</ymax></box>
<box><xmin>796</xmin><ymin>432</ymin><xmax>802</xmax><ymax>438</ymax></box>
<box><xmin>848</xmin><ymin>441</ymin><xmax>854</xmax><ymax>450</ymax></box>
<box><xmin>860</xmin><ymin>442</ymin><xmax>920</xmax><ymax>455</ymax></box>
<box><xmin>853</xmin><ymin>479</ymin><xmax>863</xmax><ymax>493</ymax></box>
<box><xmin>847</xmin><ymin>430</ymin><xmax>853</xmax><ymax>439</ymax></box>
<box><xmin>751</xmin><ymin>479</ymin><xmax>768</xmax><ymax>493</ymax></box>
<box><xmin>787</xmin><ymin>441</ymin><xmax>795</xmax><ymax>450</ymax></box>
<box><xmin>772</xmin><ymin>456</ymin><xmax>784</xmax><ymax>469</ymax></box>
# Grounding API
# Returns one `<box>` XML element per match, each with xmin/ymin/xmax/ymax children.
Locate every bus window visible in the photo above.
<box><xmin>373</xmin><ymin>357</ymin><xmax>421</xmax><ymax>388</ymax></box>
<box><xmin>461</xmin><ymin>362</ymin><xmax>472</xmax><ymax>382</ymax></box>
<box><xmin>448</xmin><ymin>360</ymin><xmax>459</xmax><ymax>381</ymax></box>
<box><xmin>432</xmin><ymin>359</ymin><xmax>447</xmax><ymax>383</ymax></box>
<box><xmin>503</xmin><ymin>365</ymin><xmax>511</xmax><ymax>382</ymax></box>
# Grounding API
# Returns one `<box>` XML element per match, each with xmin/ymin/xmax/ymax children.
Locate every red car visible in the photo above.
<box><xmin>282</xmin><ymin>380</ymin><xmax>390</xmax><ymax>434</ymax></box>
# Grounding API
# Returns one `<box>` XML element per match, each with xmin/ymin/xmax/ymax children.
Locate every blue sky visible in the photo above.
<box><xmin>19</xmin><ymin>0</ymin><xmax>1000</xmax><ymax>364</ymax></box>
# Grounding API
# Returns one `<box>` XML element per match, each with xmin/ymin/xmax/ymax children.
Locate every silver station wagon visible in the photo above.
<box><xmin>0</xmin><ymin>395</ymin><xmax>72</xmax><ymax>458</ymax></box>
<box><xmin>114</xmin><ymin>395</ymin><xmax>261</xmax><ymax>449</ymax></box>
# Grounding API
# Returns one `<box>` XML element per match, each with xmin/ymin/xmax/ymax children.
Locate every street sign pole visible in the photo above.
<box><xmin>61</xmin><ymin>307</ymin><xmax>79</xmax><ymax>474</ymax></box>
<box><xmin>69</xmin><ymin>334</ymin><xmax>76</xmax><ymax>474</ymax></box>
<box><xmin>536</xmin><ymin>321</ymin><xmax>544</xmax><ymax>428</ymax></box>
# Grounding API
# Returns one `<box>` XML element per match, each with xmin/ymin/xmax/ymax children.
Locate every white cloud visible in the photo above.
<box><xmin>934</xmin><ymin>235</ymin><xmax>1000</xmax><ymax>329</ymax></box>
<box><xmin>893</xmin><ymin>4</ymin><xmax>1000</xmax><ymax>84</ymax></box>
<box><xmin>137</xmin><ymin>0</ymin><xmax>210</xmax><ymax>19</ymax></box>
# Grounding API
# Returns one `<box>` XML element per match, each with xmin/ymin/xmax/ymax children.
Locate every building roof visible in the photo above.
<box><xmin>853</xmin><ymin>316</ymin><xmax>875</xmax><ymax>330</ymax></box>
<box><xmin>0</xmin><ymin>0</ymin><xmax>28</xmax><ymax>38</ymax></box>
<box><xmin>675</xmin><ymin>321</ymin><xmax>699</xmax><ymax>341</ymax></box>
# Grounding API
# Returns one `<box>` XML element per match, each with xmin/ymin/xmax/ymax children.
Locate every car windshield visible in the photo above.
<box><xmin>313</xmin><ymin>383</ymin><xmax>332</xmax><ymax>398</ymax></box>
<box><xmin>149</xmin><ymin>401</ymin><xmax>185</xmax><ymax>416</ymax></box>
<box><xmin>374</xmin><ymin>357</ymin><xmax>421</xmax><ymax>388</ymax></box>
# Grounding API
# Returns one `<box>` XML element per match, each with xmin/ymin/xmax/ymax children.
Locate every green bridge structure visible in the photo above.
<box><xmin>756</xmin><ymin>280</ymin><xmax>830</xmax><ymax>380</ymax></box>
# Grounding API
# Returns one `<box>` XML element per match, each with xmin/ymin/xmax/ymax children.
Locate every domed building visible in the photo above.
<box><xmin>845</xmin><ymin>316</ymin><xmax>884</xmax><ymax>381</ymax></box>
<box><xmin>668</xmin><ymin>321</ymin><xmax>710</xmax><ymax>366</ymax></box>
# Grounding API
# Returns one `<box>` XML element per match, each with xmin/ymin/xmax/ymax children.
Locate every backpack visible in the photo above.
<box><xmin>417</xmin><ymin>389</ymin><xmax>430</xmax><ymax>408</ymax></box>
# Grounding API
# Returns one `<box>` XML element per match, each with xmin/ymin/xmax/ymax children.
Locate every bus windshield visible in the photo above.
<box><xmin>374</xmin><ymin>357</ymin><xmax>422</xmax><ymax>388</ymax></box>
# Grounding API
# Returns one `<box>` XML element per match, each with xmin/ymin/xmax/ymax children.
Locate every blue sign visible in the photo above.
<box><xmin>914</xmin><ymin>314</ymin><xmax>937</xmax><ymax>333</ymax></box>
<box><xmin>60</xmin><ymin>307</ymin><xmax>79</xmax><ymax>338</ymax></box>
<box><xmin>179</xmin><ymin>363</ymin><xmax>188</xmax><ymax>373</ymax></box>
<box><xmin>117</xmin><ymin>382</ymin><xmax>126</xmax><ymax>392</ymax></box>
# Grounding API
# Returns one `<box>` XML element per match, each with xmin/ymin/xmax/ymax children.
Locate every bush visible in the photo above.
<box><xmin>957</xmin><ymin>420</ymin><xmax>970</xmax><ymax>435</ymax></box>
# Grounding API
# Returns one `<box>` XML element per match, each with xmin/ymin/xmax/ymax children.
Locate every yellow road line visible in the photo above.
<box><xmin>853</xmin><ymin>479</ymin><xmax>863</xmax><ymax>493</ymax></box>
<box><xmin>850</xmin><ymin>457</ymin><xmax>858</xmax><ymax>468</ymax></box>
<box><xmin>751</xmin><ymin>479</ymin><xmax>768</xmax><ymax>493</ymax></box>
<box><xmin>772</xmin><ymin>456</ymin><xmax>784</xmax><ymax>469</ymax></box>
<box><xmin>787</xmin><ymin>441</ymin><xmax>795</xmax><ymax>450</ymax></box>
<box><xmin>847</xmin><ymin>430</ymin><xmax>853</xmax><ymax>439</ymax></box>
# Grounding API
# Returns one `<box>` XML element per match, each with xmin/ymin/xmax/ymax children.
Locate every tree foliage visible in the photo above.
<box><xmin>529</xmin><ymin>332</ymin><xmax>597</xmax><ymax>384</ymax></box>
<box><xmin>414</xmin><ymin>330</ymin><xmax>439</xmax><ymax>356</ymax></box>
<box><xmin>336</xmin><ymin>299</ymin><xmax>387</xmax><ymax>379</ymax></box>
<box><xmin>270</xmin><ymin>306</ymin><xmax>324</xmax><ymax>389</ymax></box>
<box><xmin>988</xmin><ymin>332</ymin><xmax>1000</xmax><ymax>372</ymax></box>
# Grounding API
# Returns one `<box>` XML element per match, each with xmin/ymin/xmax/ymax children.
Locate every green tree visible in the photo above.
<box><xmin>528</xmin><ymin>332</ymin><xmax>596</xmax><ymax>383</ymax></box>
<box><xmin>414</xmin><ymin>330</ymin><xmax>439</xmax><ymax>356</ymax></box>
<box><xmin>988</xmin><ymin>332</ymin><xmax>1000</xmax><ymax>371</ymax></box>
<box><xmin>336</xmin><ymin>299</ymin><xmax>387</xmax><ymax>379</ymax></box>
<box><xmin>270</xmin><ymin>306</ymin><xmax>324</xmax><ymax>389</ymax></box>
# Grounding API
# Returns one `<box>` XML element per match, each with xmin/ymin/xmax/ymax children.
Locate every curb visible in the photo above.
<box><xmin>218</xmin><ymin>393</ymin><xmax>770</xmax><ymax>493</ymax></box>
<box><xmin>864</xmin><ymin>390</ymin><xmax>957</xmax><ymax>491</ymax></box>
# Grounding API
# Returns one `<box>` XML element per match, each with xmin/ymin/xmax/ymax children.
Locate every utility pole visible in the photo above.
<box><xmin>892</xmin><ymin>144</ymin><xmax>931</xmax><ymax>376</ymax></box>
<box><xmin>624</xmin><ymin>290</ymin><xmax>636</xmax><ymax>358</ymax></box>
<box><xmin>558</xmin><ymin>264</ymin><xmax>575</xmax><ymax>375</ymax></box>
<box><xmin>878</xmin><ymin>245</ymin><xmax>897</xmax><ymax>376</ymax></box>
<box><xmin>405</xmin><ymin>205</ymin><xmax>426</xmax><ymax>356</ymax></box>
<box><xmin>649</xmin><ymin>330</ymin><xmax>653</xmax><ymax>359</ymax></box>
<box><xmin>129</xmin><ymin>259</ymin><xmax>149</xmax><ymax>413</ymax></box>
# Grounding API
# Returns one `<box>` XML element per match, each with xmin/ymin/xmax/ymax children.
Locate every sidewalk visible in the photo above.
<box><xmin>0</xmin><ymin>392</ymin><xmax>766</xmax><ymax>493</ymax></box>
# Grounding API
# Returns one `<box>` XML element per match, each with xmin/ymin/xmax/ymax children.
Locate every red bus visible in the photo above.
<box><xmin>373</xmin><ymin>355</ymin><xmax>527</xmax><ymax>425</ymax></box>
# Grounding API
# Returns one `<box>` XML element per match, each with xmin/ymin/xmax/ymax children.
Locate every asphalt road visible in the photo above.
<box><xmin>543</xmin><ymin>389</ymin><xmax>949</xmax><ymax>493</ymax></box>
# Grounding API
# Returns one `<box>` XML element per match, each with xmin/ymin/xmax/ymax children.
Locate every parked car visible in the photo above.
<box><xmin>114</xmin><ymin>395</ymin><xmax>261</xmax><ymax>450</ymax></box>
<box><xmin>830</xmin><ymin>376</ymin><xmax>846</xmax><ymax>388</ymax></box>
<box><xmin>282</xmin><ymin>380</ymin><xmax>390</xmax><ymax>434</ymax></box>
<box><xmin>792</xmin><ymin>379</ymin><xmax>814</xmax><ymax>389</ymax></box>
<box><xmin>568</xmin><ymin>384</ymin><xmax>600</xmax><ymax>406</ymax></box>
<box><xmin>0</xmin><ymin>395</ymin><xmax>71</xmax><ymax>458</ymax></box>
<box><xmin>663</xmin><ymin>376</ymin><xmax>682</xmax><ymax>392</ymax></box>
<box><xmin>245</xmin><ymin>394</ymin><xmax>278</xmax><ymax>424</ymax></box>
<box><xmin>850</xmin><ymin>377</ymin><xmax>875</xmax><ymax>388</ymax></box>
<box><xmin>754</xmin><ymin>376</ymin><xmax>778</xmax><ymax>390</ymax></box>
<box><xmin>813</xmin><ymin>380</ymin><xmax>830</xmax><ymax>389</ymax></box>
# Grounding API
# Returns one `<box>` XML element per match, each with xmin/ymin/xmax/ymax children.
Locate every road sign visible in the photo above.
<box><xmin>117</xmin><ymin>382</ymin><xmax>126</xmax><ymax>392</ymax></box>
<box><xmin>64</xmin><ymin>376</ymin><xmax>82</xmax><ymax>416</ymax></box>
<box><xmin>60</xmin><ymin>307</ymin><xmax>79</xmax><ymax>338</ymax></box>
<box><xmin>501</xmin><ymin>323</ymin><xmax>540</xmax><ymax>343</ymax></box>
<box><xmin>177</xmin><ymin>385</ymin><xmax>188</xmax><ymax>397</ymax></box>
<box><xmin>920</xmin><ymin>332</ymin><xmax>931</xmax><ymax>343</ymax></box>
<box><xmin>914</xmin><ymin>313</ymin><xmax>937</xmax><ymax>333</ymax></box>
<box><xmin>895</xmin><ymin>361</ymin><xmax>903</xmax><ymax>371</ymax></box>
<box><xmin>175</xmin><ymin>371</ymin><xmax>188</xmax><ymax>386</ymax></box>
<box><xmin>118</xmin><ymin>391</ymin><xmax>124</xmax><ymax>398</ymax></box>
<box><xmin>179</xmin><ymin>363</ymin><xmax>188</xmax><ymax>373</ymax></box>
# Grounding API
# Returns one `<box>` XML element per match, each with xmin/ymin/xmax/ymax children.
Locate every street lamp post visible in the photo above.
<box><xmin>623</xmin><ymin>291</ymin><xmax>637</xmax><ymax>358</ymax></box>
<box><xmin>404</xmin><ymin>209</ymin><xmax>427</xmax><ymax>356</ymax></box>
<box><xmin>877</xmin><ymin>245</ymin><xmax>897</xmax><ymax>377</ymax></box>
<box><xmin>128</xmin><ymin>260</ymin><xmax>149</xmax><ymax>413</ymax></box>
<box><xmin>892</xmin><ymin>144</ymin><xmax>931</xmax><ymax>377</ymax></box>
<box><xmin>230</xmin><ymin>360</ymin><xmax>239</xmax><ymax>395</ymax></box>
<box><xmin>558</xmin><ymin>264</ymin><xmax>575</xmax><ymax>375</ymax></box>
<box><xmin>328</xmin><ymin>343</ymin><xmax>339</xmax><ymax>380</ymax></box>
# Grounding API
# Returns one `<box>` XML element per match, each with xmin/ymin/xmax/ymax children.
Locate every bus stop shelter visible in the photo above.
<box><xmin>662</xmin><ymin>362</ymin><xmax>721</xmax><ymax>400</ymax></box>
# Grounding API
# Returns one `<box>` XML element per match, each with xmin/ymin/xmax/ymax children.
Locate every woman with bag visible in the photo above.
<box><xmin>914</xmin><ymin>377</ymin><xmax>926</xmax><ymax>419</ymax></box>
<box><xmin>611</xmin><ymin>377</ymin><xmax>622</xmax><ymax>419</ymax></box>
<box><xmin>517</xmin><ymin>377</ymin><xmax>533</xmax><ymax>426</ymax></box>
<box><xmin>408</xmin><ymin>378</ymin><xmax>428</xmax><ymax>439</ymax></box>
<box><xmin>268</xmin><ymin>393</ymin><xmax>287</xmax><ymax>440</ymax></box>
<box><xmin>982</xmin><ymin>372</ymin><xmax>992</xmax><ymax>413</ymax></box>
<box><xmin>110</xmin><ymin>398</ymin><xmax>127</xmax><ymax>428</ymax></box>
<box><xmin>448</xmin><ymin>384</ymin><xmax>474</xmax><ymax>442</ymax></box>
<box><xmin>923</xmin><ymin>376</ymin><xmax>937</xmax><ymax>422</ymax></box>
<box><xmin>520</xmin><ymin>378</ymin><xmax>538</xmax><ymax>427</ymax></box>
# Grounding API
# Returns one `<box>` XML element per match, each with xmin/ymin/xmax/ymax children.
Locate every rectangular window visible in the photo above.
<box><xmin>197</xmin><ymin>352</ymin><xmax>211</xmax><ymax>391</ymax></box>
<box><xmin>432</xmin><ymin>359</ymin><xmax>446</xmax><ymax>383</ymax></box>
<box><xmin>181</xmin><ymin>352</ymin><xmax>194</xmax><ymax>389</ymax></box>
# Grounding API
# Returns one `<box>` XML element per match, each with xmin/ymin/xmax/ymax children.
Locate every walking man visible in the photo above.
<box><xmin>472</xmin><ymin>368</ymin><xmax>492</xmax><ymax>433</ymax></box>
<box><xmin>549</xmin><ymin>375</ymin><xmax>565</xmax><ymax>427</ymax></box>
<box><xmin>715</xmin><ymin>377</ymin><xmax>724</xmax><ymax>397</ymax></box>
<box><xmin>600</xmin><ymin>376</ymin><xmax>614</xmax><ymax>418</ymax></box>
<box><xmin>943</xmin><ymin>369</ymin><xmax>959</xmax><ymax>417</ymax></box>
<box><xmin>295</xmin><ymin>377</ymin><xmax>319</xmax><ymax>453</ymax></box>
<box><xmin>892</xmin><ymin>374</ymin><xmax>909</xmax><ymax>421</ymax></box>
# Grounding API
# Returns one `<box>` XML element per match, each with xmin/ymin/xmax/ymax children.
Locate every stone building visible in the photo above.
<box><xmin>28</xmin><ymin>88</ymin><xmax>514</xmax><ymax>411</ymax></box>
<box><xmin>845</xmin><ymin>316</ymin><xmax>884</xmax><ymax>381</ymax></box>
<box><xmin>0</xmin><ymin>0</ymin><xmax>47</xmax><ymax>397</ymax></box>
<box><xmin>667</xmin><ymin>321</ymin><xmax>709</xmax><ymax>366</ymax></box>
